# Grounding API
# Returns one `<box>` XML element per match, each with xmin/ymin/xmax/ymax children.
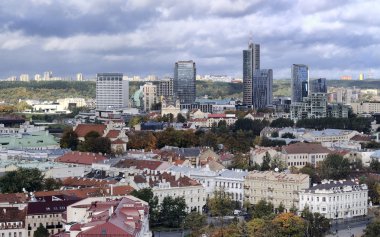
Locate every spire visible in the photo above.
<box><xmin>248</xmin><ymin>31</ymin><xmax>253</xmax><ymax>46</ymax></box>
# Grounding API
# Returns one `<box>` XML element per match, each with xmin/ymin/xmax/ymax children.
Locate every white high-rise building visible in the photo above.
<box><xmin>19</xmin><ymin>74</ymin><xmax>29</xmax><ymax>82</ymax></box>
<box><xmin>76</xmin><ymin>73</ymin><xmax>83</xmax><ymax>81</ymax></box>
<box><xmin>142</xmin><ymin>82</ymin><xmax>157</xmax><ymax>111</ymax></box>
<box><xmin>34</xmin><ymin>74</ymin><xmax>41</xmax><ymax>81</ymax></box>
<box><xmin>96</xmin><ymin>73</ymin><xmax>129</xmax><ymax>110</ymax></box>
<box><xmin>43</xmin><ymin>71</ymin><xmax>52</xmax><ymax>81</ymax></box>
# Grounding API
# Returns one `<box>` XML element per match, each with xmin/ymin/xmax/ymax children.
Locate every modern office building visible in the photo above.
<box><xmin>309</xmin><ymin>78</ymin><xmax>327</xmax><ymax>93</ymax></box>
<box><xmin>96</xmin><ymin>73</ymin><xmax>129</xmax><ymax>110</ymax></box>
<box><xmin>253</xmin><ymin>69</ymin><xmax>273</xmax><ymax>109</ymax></box>
<box><xmin>158</xmin><ymin>77</ymin><xmax>174</xmax><ymax>98</ymax></box>
<box><xmin>291</xmin><ymin>64</ymin><xmax>309</xmax><ymax>103</ymax></box>
<box><xmin>174</xmin><ymin>61</ymin><xmax>196</xmax><ymax>104</ymax></box>
<box><xmin>243</xmin><ymin>42</ymin><xmax>260</xmax><ymax>106</ymax></box>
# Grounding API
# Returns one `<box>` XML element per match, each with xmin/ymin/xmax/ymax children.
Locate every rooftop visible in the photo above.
<box><xmin>282</xmin><ymin>142</ymin><xmax>332</xmax><ymax>154</ymax></box>
<box><xmin>56</xmin><ymin>151</ymin><xmax>107</xmax><ymax>165</ymax></box>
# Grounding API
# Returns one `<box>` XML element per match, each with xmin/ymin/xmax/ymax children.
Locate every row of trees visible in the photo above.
<box><xmin>0</xmin><ymin>168</ymin><xmax>62</xmax><ymax>193</ymax></box>
<box><xmin>60</xmin><ymin>128</ymin><xmax>111</xmax><ymax>154</ymax></box>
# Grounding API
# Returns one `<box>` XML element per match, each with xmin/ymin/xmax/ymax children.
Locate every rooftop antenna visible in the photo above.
<box><xmin>248</xmin><ymin>31</ymin><xmax>253</xmax><ymax>45</ymax></box>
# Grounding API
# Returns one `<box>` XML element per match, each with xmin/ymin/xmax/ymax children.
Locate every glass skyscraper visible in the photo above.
<box><xmin>291</xmin><ymin>64</ymin><xmax>309</xmax><ymax>103</ymax></box>
<box><xmin>174</xmin><ymin>60</ymin><xmax>196</xmax><ymax>104</ymax></box>
<box><xmin>309</xmin><ymin>78</ymin><xmax>327</xmax><ymax>93</ymax></box>
<box><xmin>253</xmin><ymin>69</ymin><xmax>273</xmax><ymax>109</ymax></box>
<box><xmin>243</xmin><ymin>43</ymin><xmax>260</xmax><ymax>106</ymax></box>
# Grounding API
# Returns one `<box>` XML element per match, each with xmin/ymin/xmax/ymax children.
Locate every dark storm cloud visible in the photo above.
<box><xmin>0</xmin><ymin>0</ymin><xmax>379</xmax><ymax>79</ymax></box>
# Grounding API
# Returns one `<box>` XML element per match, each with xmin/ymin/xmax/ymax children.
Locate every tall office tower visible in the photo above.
<box><xmin>34</xmin><ymin>74</ymin><xmax>41</xmax><ymax>81</ymax></box>
<box><xmin>19</xmin><ymin>74</ymin><xmax>29</xmax><ymax>82</ymax></box>
<box><xmin>345</xmin><ymin>88</ymin><xmax>352</xmax><ymax>104</ymax></box>
<box><xmin>76</xmin><ymin>73</ymin><xmax>83</xmax><ymax>81</ymax></box>
<box><xmin>157</xmin><ymin>77</ymin><xmax>174</xmax><ymax>98</ymax></box>
<box><xmin>243</xmin><ymin>42</ymin><xmax>260</xmax><ymax>106</ymax></box>
<box><xmin>174</xmin><ymin>60</ymin><xmax>196</xmax><ymax>104</ymax></box>
<box><xmin>336</xmin><ymin>88</ymin><xmax>343</xmax><ymax>103</ymax></box>
<box><xmin>309</xmin><ymin>78</ymin><xmax>327</xmax><ymax>93</ymax></box>
<box><xmin>96</xmin><ymin>73</ymin><xmax>129</xmax><ymax>110</ymax></box>
<box><xmin>291</xmin><ymin>64</ymin><xmax>309</xmax><ymax>103</ymax></box>
<box><xmin>44</xmin><ymin>71</ymin><xmax>52</xmax><ymax>81</ymax></box>
<box><xmin>142</xmin><ymin>83</ymin><xmax>157</xmax><ymax>111</ymax></box>
<box><xmin>253</xmin><ymin>69</ymin><xmax>273</xmax><ymax>109</ymax></box>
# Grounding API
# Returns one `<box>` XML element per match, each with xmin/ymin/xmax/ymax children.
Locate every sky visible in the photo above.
<box><xmin>0</xmin><ymin>0</ymin><xmax>379</xmax><ymax>79</ymax></box>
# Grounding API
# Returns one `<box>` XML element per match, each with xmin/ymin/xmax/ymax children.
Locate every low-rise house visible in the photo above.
<box><xmin>244</xmin><ymin>171</ymin><xmax>310</xmax><ymax>211</ymax></box>
<box><xmin>207</xmin><ymin>114</ymin><xmax>237</xmax><ymax>127</ymax></box>
<box><xmin>63</xmin><ymin>196</ymin><xmax>151</xmax><ymax>237</ymax></box>
<box><xmin>282</xmin><ymin>143</ymin><xmax>332</xmax><ymax>168</ymax></box>
<box><xmin>299</xmin><ymin>180</ymin><xmax>368</xmax><ymax>219</ymax></box>
<box><xmin>0</xmin><ymin>207</ymin><xmax>27</xmax><ymax>237</ymax></box>
<box><xmin>161</xmin><ymin>146</ymin><xmax>201</xmax><ymax>166</ymax></box>
<box><xmin>302</xmin><ymin>129</ymin><xmax>359</xmax><ymax>143</ymax></box>
<box><xmin>55</xmin><ymin>151</ymin><xmax>107</xmax><ymax>166</ymax></box>
<box><xmin>127</xmin><ymin>171</ymin><xmax>206</xmax><ymax>213</ymax></box>
<box><xmin>26</xmin><ymin>195</ymin><xmax>82</xmax><ymax>237</ymax></box>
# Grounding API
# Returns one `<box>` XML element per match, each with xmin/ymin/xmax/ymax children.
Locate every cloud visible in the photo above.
<box><xmin>0</xmin><ymin>0</ymin><xmax>379</xmax><ymax>79</ymax></box>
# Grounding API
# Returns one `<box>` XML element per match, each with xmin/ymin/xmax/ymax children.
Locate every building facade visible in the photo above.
<box><xmin>309</xmin><ymin>78</ymin><xmax>327</xmax><ymax>93</ymax></box>
<box><xmin>142</xmin><ymin>83</ymin><xmax>157</xmax><ymax>112</ymax></box>
<box><xmin>96</xmin><ymin>73</ymin><xmax>129</xmax><ymax>110</ymax></box>
<box><xmin>290</xmin><ymin>93</ymin><xmax>327</xmax><ymax>120</ymax></box>
<box><xmin>282</xmin><ymin>143</ymin><xmax>331</xmax><ymax>168</ymax></box>
<box><xmin>291</xmin><ymin>64</ymin><xmax>309</xmax><ymax>103</ymax></box>
<box><xmin>244</xmin><ymin>171</ymin><xmax>310</xmax><ymax>211</ymax></box>
<box><xmin>243</xmin><ymin>42</ymin><xmax>260</xmax><ymax>106</ymax></box>
<box><xmin>174</xmin><ymin>61</ymin><xmax>196</xmax><ymax>104</ymax></box>
<box><xmin>299</xmin><ymin>180</ymin><xmax>368</xmax><ymax>219</ymax></box>
<box><xmin>253</xmin><ymin>69</ymin><xmax>273</xmax><ymax>109</ymax></box>
<box><xmin>157</xmin><ymin>77</ymin><xmax>174</xmax><ymax>98</ymax></box>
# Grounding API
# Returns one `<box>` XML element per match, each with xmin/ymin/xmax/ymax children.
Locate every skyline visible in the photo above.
<box><xmin>0</xmin><ymin>0</ymin><xmax>379</xmax><ymax>79</ymax></box>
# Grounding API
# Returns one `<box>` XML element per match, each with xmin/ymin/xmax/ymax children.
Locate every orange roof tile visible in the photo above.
<box><xmin>56</xmin><ymin>151</ymin><xmax>107</xmax><ymax>165</ymax></box>
<box><xmin>74</xmin><ymin>124</ymin><xmax>106</xmax><ymax>138</ymax></box>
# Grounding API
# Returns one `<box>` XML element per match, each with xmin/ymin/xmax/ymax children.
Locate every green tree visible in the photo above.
<box><xmin>281</xmin><ymin>132</ymin><xmax>295</xmax><ymax>139</ymax></box>
<box><xmin>177</xmin><ymin>113</ymin><xmax>187</xmax><ymax>123</ymax></box>
<box><xmin>182</xmin><ymin>212</ymin><xmax>207</xmax><ymax>236</ymax></box>
<box><xmin>299</xmin><ymin>163</ymin><xmax>321</xmax><ymax>184</ymax></box>
<box><xmin>60</xmin><ymin>128</ymin><xmax>79</xmax><ymax>150</ymax></box>
<box><xmin>319</xmin><ymin>154</ymin><xmax>350</xmax><ymax>180</ymax></box>
<box><xmin>363</xmin><ymin>219</ymin><xmax>380</xmax><ymax>237</ymax></box>
<box><xmin>78</xmin><ymin>131</ymin><xmax>111</xmax><ymax>154</ymax></box>
<box><xmin>159</xmin><ymin>196</ymin><xmax>187</xmax><ymax>228</ymax></box>
<box><xmin>370</xmin><ymin>158</ymin><xmax>380</xmax><ymax>173</ymax></box>
<box><xmin>247</xmin><ymin>218</ymin><xmax>267</xmax><ymax>237</ymax></box>
<box><xmin>208</xmin><ymin>191</ymin><xmax>235</xmax><ymax>217</ymax></box>
<box><xmin>276</xmin><ymin>203</ymin><xmax>285</xmax><ymax>214</ymax></box>
<box><xmin>270</xmin><ymin>118</ymin><xmax>294</xmax><ymax>128</ymax></box>
<box><xmin>271</xmin><ymin>131</ymin><xmax>279</xmax><ymax>137</ymax></box>
<box><xmin>260</xmin><ymin>152</ymin><xmax>271</xmax><ymax>171</ymax></box>
<box><xmin>301</xmin><ymin>208</ymin><xmax>330</xmax><ymax>237</ymax></box>
<box><xmin>43</xmin><ymin>178</ymin><xmax>62</xmax><ymax>191</ymax></box>
<box><xmin>0</xmin><ymin>168</ymin><xmax>44</xmax><ymax>193</ymax></box>
<box><xmin>252</xmin><ymin>199</ymin><xmax>274</xmax><ymax>219</ymax></box>
<box><xmin>130</xmin><ymin>188</ymin><xmax>159</xmax><ymax>226</ymax></box>
<box><xmin>33</xmin><ymin>224</ymin><xmax>49</xmax><ymax>237</ymax></box>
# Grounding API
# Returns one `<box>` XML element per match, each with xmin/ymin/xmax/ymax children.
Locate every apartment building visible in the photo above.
<box><xmin>282</xmin><ymin>143</ymin><xmax>332</xmax><ymax>168</ymax></box>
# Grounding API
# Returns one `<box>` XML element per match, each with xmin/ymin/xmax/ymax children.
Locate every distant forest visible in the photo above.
<box><xmin>0</xmin><ymin>79</ymin><xmax>379</xmax><ymax>103</ymax></box>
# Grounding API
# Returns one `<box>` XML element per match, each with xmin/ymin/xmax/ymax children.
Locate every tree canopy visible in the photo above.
<box><xmin>0</xmin><ymin>168</ymin><xmax>45</xmax><ymax>193</ymax></box>
<box><xmin>319</xmin><ymin>154</ymin><xmax>350</xmax><ymax>180</ymax></box>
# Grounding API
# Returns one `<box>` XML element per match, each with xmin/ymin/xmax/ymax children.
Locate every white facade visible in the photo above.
<box><xmin>142</xmin><ymin>83</ymin><xmax>157</xmax><ymax>112</ymax></box>
<box><xmin>96</xmin><ymin>73</ymin><xmax>129</xmax><ymax>110</ymax></box>
<box><xmin>351</xmin><ymin>102</ymin><xmax>380</xmax><ymax>114</ymax></box>
<box><xmin>299</xmin><ymin>180</ymin><xmax>368</xmax><ymax>219</ymax></box>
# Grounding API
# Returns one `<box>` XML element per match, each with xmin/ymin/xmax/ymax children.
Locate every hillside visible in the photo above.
<box><xmin>0</xmin><ymin>79</ymin><xmax>379</xmax><ymax>103</ymax></box>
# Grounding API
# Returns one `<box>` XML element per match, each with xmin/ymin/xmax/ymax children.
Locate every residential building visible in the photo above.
<box><xmin>174</xmin><ymin>61</ymin><xmax>196</xmax><ymax>104</ymax></box>
<box><xmin>350</xmin><ymin>102</ymin><xmax>380</xmax><ymax>114</ymax></box>
<box><xmin>19</xmin><ymin>74</ymin><xmax>30</xmax><ymax>82</ymax></box>
<box><xmin>96</xmin><ymin>73</ymin><xmax>129</xmax><ymax>110</ymax></box>
<box><xmin>26</xmin><ymin>195</ymin><xmax>81</xmax><ymax>237</ymax></box>
<box><xmin>142</xmin><ymin>83</ymin><xmax>157</xmax><ymax>112</ymax></box>
<box><xmin>282</xmin><ymin>143</ymin><xmax>332</xmax><ymax>168</ymax></box>
<box><xmin>302</xmin><ymin>129</ymin><xmax>359</xmax><ymax>143</ymax></box>
<box><xmin>63</xmin><ymin>196</ymin><xmax>151</xmax><ymax>237</ymax></box>
<box><xmin>76</xmin><ymin>73</ymin><xmax>83</xmax><ymax>81</ymax></box>
<box><xmin>157</xmin><ymin>77</ymin><xmax>174</xmax><ymax>98</ymax></box>
<box><xmin>244</xmin><ymin>171</ymin><xmax>310</xmax><ymax>211</ymax></box>
<box><xmin>327</xmin><ymin>104</ymin><xmax>349</xmax><ymax>118</ymax></box>
<box><xmin>290</xmin><ymin>93</ymin><xmax>328</xmax><ymax>121</ymax></box>
<box><xmin>309</xmin><ymin>78</ymin><xmax>327</xmax><ymax>93</ymax></box>
<box><xmin>207</xmin><ymin>114</ymin><xmax>237</xmax><ymax>127</ymax></box>
<box><xmin>243</xmin><ymin>42</ymin><xmax>260</xmax><ymax>106</ymax></box>
<box><xmin>253</xmin><ymin>69</ymin><xmax>273</xmax><ymax>109</ymax></box>
<box><xmin>0</xmin><ymin>131</ymin><xmax>59</xmax><ymax>150</ymax></box>
<box><xmin>291</xmin><ymin>64</ymin><xmax>309</xmax><ymax>103</ymax></box>
<box><xmin>55</xmin><ymin>151</ymin><xmax>107</xmax><ymax>166</ymax></box>
<box><xmin>0</xmin><ymin>207</ymin><xmax>27</xmax><ymax>237</ymax></box>
<box><xmin>299</xmin><ymin>180</ymin><xmax>368</xmax><ymax>219</ymax></box>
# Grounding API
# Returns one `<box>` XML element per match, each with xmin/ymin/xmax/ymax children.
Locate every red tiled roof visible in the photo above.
<box><xmin>62</xmin><ymin>177</ymin><xmax>117</xmax><ymax>188</ymax></box>
<box><xmin>115</xmin><ymin>159</ymin><xmax>163</xmax><ymax>170</ymax></box>
<box><xmin>27</xmin><ymin>195</ymin><xmax>81</xmax><ymax>215</ymax></box>
<box><xmin>208</xmin><ymin>114</ymin><xmax>226</xmax><ymax>118</ymax></box>
<box><xmin>77</xmin><ymin>219</ymin><xmax>134</xmax><ymax>237</ymax></box>
<box><xmin>105</xmin><ymin>130</ymin><xmax>121</xmax><ymax>139</ymax></box>
<box><xmin>0</xmin><ymin>193</ymin><xmax>28</xmax><ymax>204</ymax></box>
<box><xmin>34</xmin><ymin>186</ymin><xmax>134</xmax><ymax>199</ymax></box>
<box><xmin>283</xmin><ymin>143</ymin><xmax>332</xmax><ymax>154</ymax></box>
<box><xmin>0</xmin><ymin>207</ymin><xmax>26</xmax><ymax>222</ymax></box>
<box><xmin>74</xmin><ymin>124</ymin><xmax>106</xmax><ymax>138</ymax></box>
<box><xmin>350</xmin><ymin>134</ymin><xmax>372</xmax><ymax>142</ymax></box>
<box><xmin>56</xmin><ymin>151</ymin><xmax>107</xmax><ymax>165</ymax></box>
<box><xmin>111</xmin><ymin>138</ymin><xmax>127</xmax><ymax>145</ymax></box>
